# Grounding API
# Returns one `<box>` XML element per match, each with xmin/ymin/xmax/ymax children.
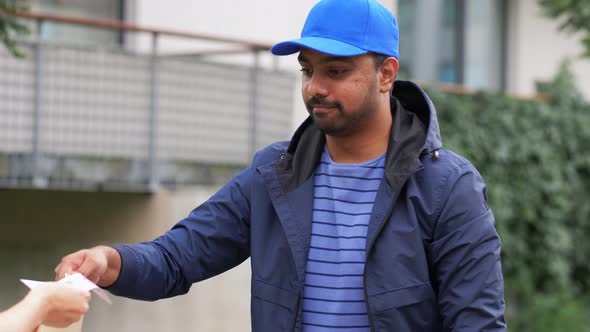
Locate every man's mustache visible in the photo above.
<box><xmin>306</xmin><ymin>96</ymin><xmax>342</xmax><ymax>110</ymax></box>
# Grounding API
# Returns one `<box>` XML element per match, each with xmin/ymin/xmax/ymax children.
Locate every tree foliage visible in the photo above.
<box><xmin>538</xmin><ymin>0</ymin><xmax>590</xmax><ymax>57</ymax></box>
<box><xmin>0</xmin><ymin>0</ymin><xmax>30</xmax><ymax>58</ymax></box>
<box><xmin>426</xmin><ymin>62</ymin><xmax>590</xmax><ymax>331</ymax></box>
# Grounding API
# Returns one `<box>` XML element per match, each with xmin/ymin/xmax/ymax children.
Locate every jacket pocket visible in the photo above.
<box><xmin>251</xmin><ymin>278</ymin><xmax>299</xmax><ymax>312</ymax></box>
<box><xmin>369</xmin><ymin>282</ymin><xmax>435</xmax><ymax>314</ymax></box>
<box><xmin>251</xmin><ymin>279</ymin><xmax>299</xmax><ymax>332</ymax></box>
<box><xmin>369</xmin><ymin>283</ymin><xmax>439</xmax><ymax>331</ymax></box>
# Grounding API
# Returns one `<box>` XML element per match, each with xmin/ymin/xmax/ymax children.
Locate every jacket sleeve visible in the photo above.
<box><xmin>106</xmin><ymin>166</ymin><xmax>253</xmax><ymax>301</ymax></box>
<box><xmin>429</xmin><ymin>161</ymin><xmax>506</xmax><ymax>331</ymax></box>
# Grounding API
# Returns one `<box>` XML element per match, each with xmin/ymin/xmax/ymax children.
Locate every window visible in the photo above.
<box><xmin>397</xmin><ymin>0</ymin><xmax>506</xmax><ymax>91</ymax></box>
<box><xmin>463</xmin><ymin>0</ymin><xmax>505</xmax><ymax>90</ymax></box>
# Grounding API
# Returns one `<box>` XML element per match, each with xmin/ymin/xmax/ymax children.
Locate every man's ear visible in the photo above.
<box><xmin>379</xmin><ymin>57</ymin><xmax>399</xmax><ymax>93</ymax></box>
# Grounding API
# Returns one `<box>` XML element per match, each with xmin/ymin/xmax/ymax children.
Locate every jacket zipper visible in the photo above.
<box><xmin>291</xmin><ymin>294</ymin><xmax>302</xmax><ymax>332</ymax></box>
<box><xmin>363</xmin><ymin>149</ymin><xmax>439</xmax><ymax>331</ymax></box>
<box><xmin>363</xmin><ymin>188</ymin><xmax>403</xmax><ymax>332</ymax></box>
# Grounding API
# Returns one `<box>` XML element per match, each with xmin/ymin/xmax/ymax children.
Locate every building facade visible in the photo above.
<box><xmin>396</xmin><ymin>0</ymin><xmax>590</xmax><ymax>96</ymax></box>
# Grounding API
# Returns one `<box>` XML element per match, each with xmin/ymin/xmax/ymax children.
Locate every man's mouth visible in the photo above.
<box><xmin>311</xmin><ymin>105</ymin><xmax>337</xmax><ymax>115</ymax></box>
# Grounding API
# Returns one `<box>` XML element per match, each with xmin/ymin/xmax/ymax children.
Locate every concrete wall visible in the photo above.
<box><xmin>0</xmin><ymin>186</ymin><xmax>251</xmax><ymax>331</ymax></box>
<box><xmin>507</xmin><ymin>0</ymin><xmax>590</xmax><ymax>98</ymax></box>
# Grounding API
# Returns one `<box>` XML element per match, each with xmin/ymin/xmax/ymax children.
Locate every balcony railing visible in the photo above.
<box><xmin>0</xmin><ymin>12</ymin><xmax>295</xmax><ymax>192</ymax></box>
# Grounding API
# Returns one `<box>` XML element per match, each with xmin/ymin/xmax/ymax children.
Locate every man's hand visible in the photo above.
<box><xmin>54</xmin><ymin>246</ymin><xmax>121</xmax><ymax>287</ymax></box>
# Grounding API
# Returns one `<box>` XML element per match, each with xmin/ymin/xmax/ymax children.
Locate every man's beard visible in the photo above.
<box><xmin>305</xmin><ymin>96</ymin><xmax>347</xmax><ymax>135</ymax></box>
<box><xmin>305</xmin><ymin>95</ymin><xmax>377</xmax><ymax>136</ymax></box>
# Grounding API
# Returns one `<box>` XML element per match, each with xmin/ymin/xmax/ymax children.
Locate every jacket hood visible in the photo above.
<box><xmin>277</xmin><ymin>80</ymin><xmax>443</xmax><ymax>192</ymax></box>
<box><xmin>391</xmin><ymin>80</ymin><xmax>442</xmax><ymax>153</ymax></box>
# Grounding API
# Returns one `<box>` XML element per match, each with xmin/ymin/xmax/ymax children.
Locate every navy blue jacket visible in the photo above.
<box><xmin>109</xmin><ymin>81</ymin><xmax>506</xmax><ymax>331</ymax></box>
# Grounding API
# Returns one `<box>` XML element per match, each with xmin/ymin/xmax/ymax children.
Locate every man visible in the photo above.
<box><xmin>0</xmin><ymin>282</ymin><xmax>90</xmax><ymax>332</ymax></box>
<box><xmin>54</xmin><ymin>0</ymin><xmax>506</xmax><ymax>331</ymax></box>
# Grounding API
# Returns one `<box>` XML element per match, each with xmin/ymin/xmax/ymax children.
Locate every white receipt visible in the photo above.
<box><xmin>21</xmin><ymin>272</ymin><xmax>112</xmax><ymax>304</ymax></box>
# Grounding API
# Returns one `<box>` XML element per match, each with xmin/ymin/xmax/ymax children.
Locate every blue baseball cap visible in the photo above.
<box><xmin>271</xmin><ymin>0</ymin><xmax>399</xmax><ymax>59</ymax></box>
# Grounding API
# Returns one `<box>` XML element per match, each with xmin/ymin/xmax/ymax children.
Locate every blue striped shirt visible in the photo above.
<box><xmin>302</xmin><ymin>148</ymin><xmax>385</xmax><ymax>331</ymax></box>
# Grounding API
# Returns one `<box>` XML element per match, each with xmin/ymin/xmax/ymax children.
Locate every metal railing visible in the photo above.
<box><xmin>0</xmin><ymin>12</ymin><xmax>296</xmax><ymax>192</ymax></box>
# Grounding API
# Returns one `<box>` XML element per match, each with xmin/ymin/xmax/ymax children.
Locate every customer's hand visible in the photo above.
<box><xmin>26</xmin><ymin>282</ymin><xmax>90</xmax><ymax>328</ymax></box>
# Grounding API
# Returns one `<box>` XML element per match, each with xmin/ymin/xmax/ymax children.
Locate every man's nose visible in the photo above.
<box><xmin>305</xmin><ymin>74</ymin><xmax>329</xmax><ymax>98</ymax></box>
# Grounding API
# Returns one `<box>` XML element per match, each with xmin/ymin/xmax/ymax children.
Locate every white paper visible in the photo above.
<box><xmin>56</xmin><ymin>273</ymin><xmax>97</xmax><ymax>292</ymax></box>
<box><xmin>21</xmin><ymin>273</ymin><xmax>112</xmax><ymax>304</ymax></box>
<box><xmin>21</xmin><ymin>279</ymin><xmax>45</xmax><ymax>290</ymax></box>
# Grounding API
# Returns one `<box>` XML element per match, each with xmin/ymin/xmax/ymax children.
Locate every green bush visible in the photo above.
<box><xmin>426</xmin><ymin>64</ymin><xmax>590</xmax><ymax>331</ymax></box>
<box><xmin>525</xmin><ymin>292</ymin><xmax>590</xmax><ymax>332</ymax></box>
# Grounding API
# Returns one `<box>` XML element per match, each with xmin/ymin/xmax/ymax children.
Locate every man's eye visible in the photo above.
<box><xmin>300</xmin><ymin>68</ymin><xmax>313</xmax><ymax>76</ymax></box>
<box><xmin>328</xmin><ymin>69</ymin><xmax>348</xmax><ymax>76</ymax></box>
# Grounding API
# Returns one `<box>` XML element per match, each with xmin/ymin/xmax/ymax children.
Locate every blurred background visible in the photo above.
<box><xmin>0</xmin><ymin>0</ymin><xmax>589</xmax><ymax>331</ymax></box>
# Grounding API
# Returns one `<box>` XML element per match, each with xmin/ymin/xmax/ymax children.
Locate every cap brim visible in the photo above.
<box><xmin>271</xmin><ymin>37</ymin><xmax>368</xmax><ymax>56</ymax></box>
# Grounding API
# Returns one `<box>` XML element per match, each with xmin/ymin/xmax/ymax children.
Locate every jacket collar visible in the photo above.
<box><xmin>276</xmin><ymin>80</ymin><xmax>442</xmax><ymax>192</ymax></box>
